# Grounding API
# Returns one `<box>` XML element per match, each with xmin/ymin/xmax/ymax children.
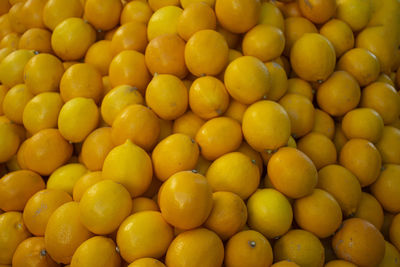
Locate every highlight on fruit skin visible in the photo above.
<box><xmin>0</xmin><ymin>0</ymin><xmax>400</xmax><ymax>266</ymax></box>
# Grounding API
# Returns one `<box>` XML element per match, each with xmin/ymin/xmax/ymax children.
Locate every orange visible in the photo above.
<box><xmin>0</xmin><ymin>0</ymin><xmax>10</xmax><ymax>16</ymax></box>
<box><xmin>0</xmin><ymin>49</ymin><xmax>35</xmax><ymax>88</ymax></box>
<box><xmin>47</xmin><ymin>163</ymin><xmax>88</xmax><ymax>195</ymax></box>
<box><xmin>268</xmin><ymin>147</ymin><xmax>318</xmax><ymax>199</ymax></box>
<box><xmin>152</xmin><ymin>133</ymin><xmax>199</xmax><ymax>181</ymax></box>
<box><xmin>0</xmin><ymin>47</ymin><xmax>13</xmax><ymax>63</ymax></box>
<box><xmin>131</xmin><ymin>197</ymin><xmax>159</xmax><ymax>214</ymax></box>
<box><xmin>18</xmin><ymin>28</ymin><xmax>52</xmax><ymax>54</ymax></box>
<box><xmin>356</xmin><ymin>26</ymin><xmax>396</xmax><ymax>74</ymax></box>
<box><xmin>215</xmin><ymin>0</ymin><xmax>260</xmax><ymax>34</ymax></box>
<box><xmin>195</xmin><ymin>116</ymin><xmax>242</xmax><ymax>160</ymax></box>
<box><xmin>42</xmin><ymin>0</ymin><xmax>83</xmax><ymax>31</ymax></box>
<box><xmin>0</xmin><ymin>14</ymin><xmax>12</xmax><ymax>41</ymax></box>
<box><xmin>360</xmin><ymin>82</ymin><xmax>400</xmax><ymax>125</ymax></box>
<box><xmin>313</xmin><ymin>109</ymin><xmax>335</xmax><ymax>140</ymax></box>
<box><xmin>120</xmin><ymin>0</ymin><xmax>153</xmax><ymax>25</ymax></box>
<box><xmin>144</xmin><ymin>34</ymin><xmax>187</xmax><ymax>79</ymax></box>
<box><xmin>334</xmin><ymin>123</ymin><xmax>348</xmax><ymax>153</ymax></box>
<box><xmin>177</xmin><ymin>2</ymin><xmax>216</xmax><ymax>41</ymax></box>
<box><xmin>22</xmin><ymin>92</ymin><xmax>63</xmax><ymax>134</ymax></box>
<box><xmin>72</xmin><ymin>171</ymin><xmax>102</xmax><ymax>202</ymax></box>
<box><xmin>317</xmin><ymin>164</ymin><xmax>362</xmax><ymax>217</ymax></box>
<box><xmin>184</xmin><ymin>29</ymin><xmax>228</xmax><ymax>77</ymax></box>
<box><xmin>294</xmin><ymin>189</ymin><xmax>342</xmax><ymax>238</ymax></box>
<box><xmin>377</xmin><ymin>73</ymin><xmax>396</xmax><ymax>86</ymax></box>
<box><xmin>242</xmin><ymin>25</ymin><xmax>284</xmax><ymax>62</ymax></box>
<box><xmin>290</xmin><ymin>33</ymin><xmax>336</xmax><ymax>82</ymax></box>
<box><xmin>189</xmin><ymin>76</ymin><xmax>229</xmax><ymax>119</ymax></box>
<box><xmin>298</xmin><ymin>0</ymin><xmax>336</xmax><ymax>24</ymax></box>
<box><xmin>159</xmin><ymin>171</ymin><xmax>212</xmax><ymax>229</ymax></box>
<box><xmin>316</xmin><ymin>71</ymin><xmax>361</xmax><ymax>117</ymax></box>
<box><xmin>23</xmin><ymin>53</ymin><xmax>64</xmax><ymax>95</ymax></box>
<box><xmin>117</xmin><ymin>211</ymin><xmax>174</xmax><ymax>263</ymax></box>
<box><xmin>376</xmin><ymin>126</ymin><xmax>400</xmax><ymax>164</ymax></box>
<box><xmin>8</xmin><ymin>3</ymin><xmax>26</xmax><ymax>34</ymax></box>
<box><xmin>109</xmin><ymin>50</ymin><xmax>151</xmax><ymax>94</ymax></box>
<box><xmin>21</xmin><ymin>0</ymin><xmax>48</xmax><ymax>29</ymax></box>
<box><xmin>0</xmin><ymin>33</ymin><xmax>19</xmax><ymax>51</ymax></box>
<box><xmin>274</xmin><ymin>229</ymin><xmax>325</xmax><ymax>267</ymax></box>
<box><xmin>0</xmin><ymin>170</ymin><xmax>44</xmax><ymax>211</ymax></box>
<box><xmin>297</xmin><ymin>132</ymin><xmax>337</xmax><ymax>169</ymax></box>
<box><xmin>58</xmin><ymin>97</ymin><xmax>99</xmax><ymax>143</ymax></box>
<box><xmin>70</xmin><ymin>236</ymin><xmax>121</xmax><ymax>267</ymax></box>
<box><xmin>12</xmin><ymin>237</ymin><xmax>58</xmax><ymax>267</ymax></box>
<box><xmin>204</xmin><ymin>191</ymin><xmax>247</xmax><ymax>240</ymax></box>
<box><xmin>224</xmin><ymin>56</ymin><xmax>270</xmax><ymax>104</ymax></box>
<box><xmin>272</xmin><ymin>261</ymin><xmax>300</xmax><ymax>267</ymax></box>
<box><xmin>84</xmin><ymin>40</ymin><xmax>113</xmax><ymax>76</ymax></box>
<box><xmin>0</xmin><ymin>121</ymin><xmax>20</xmax><ymax>163</ymax></box>
<box><xmin>23</xmin><ymin>129</ymin><xmax>73</xmax><ymax>176</ymax></box>
<box><xmin>274</xmin><ymin>56</ymin><xmax>291</xmax><ymax>75</ymax></box>
<box><xmin>23</xmin><ymin>188</ymin><xmax>72</xmax><ymax>236</ymax></box>
<box><xmin>390</xmin><ymin>213</ymin><xmax>400</xmax><ymax>251</ymax></box>
<box><xmin>147</xmin><ymin>6</ymin><xmax>182</xmax><ymax>41</ymax></box>
<box><xmin>102</xmin><ymin>140</ymin><xmax>152</xmax><ymax>197</ymax></box>
<box><xmin>236</xmin><ymin>142</ymin><xmax>263</xmax><ymax>175</ymax></box>
<box><xmin>279</xmin><ymin>93</ymin><xmax>315</xmax><ymax>138</ymax></box>
<box><xmin>44</xmin><ymin>202</ymin><xmax>93</xmax><ymax>264</ymax></box>
<box><xmin>0</xmin><ymin>85</ymin><xmax>7</xmax><ymax>116</ymax></box>
<box><xmin>337</xmin><ymin>48</ymin><xmax>380</xmax><ymax>87</ymax></box>
<box><xmin>284</xmin><ymin>17</ymin><xmax>318</xmax><ymax>56</ymax></box>
<box><xmin>79</xmin><ymin>180</ymin><xmax>132</xmax><ymax>235</ymax></box>
<box><xmin>335</xmin><ymin>0</ymin><xmax>371</xmax><ymax>31</ymax></box>
<box><xmin>354</xmin><ymin>192</ymin><xmax>383</xmax><ymax>230</ymax></box>
<box><xmin>341</xmin><ymin>108</ymin><xmax>384</xmax><ymax>143</ymax></box>
<box><xmin>224</xmin><ymin>230</ymin><xmax>273</xmax><ymax>267</ymax></box>
<box><xmin>247</xmin><ymin>188</ymin><xmax>293</xmax><ymax>239</ymax></box>
<box><xmin>339</xmin><ymin>139</ymin><xmax>381</xmax><ymax>187</ymax></box>
<box><xmin>80</xmin><ymin>127</ymin><xmax>114</xmax><ymax>171</ymax></box>
<box><xmin>111</xmin><ymin>21</ymin><xmax>147</xmax><ymax>55</ymax></box>
<box><xmin>101</xmin><ymin>85</ymin><xmax>143</xmax><ymax>126</ymax></box>
<box><xmin>333</xmin><ymin>218</ymin><xmax>385</xmax><ymax>266</ymax></box>
<box><xmin>0</xmin><ymin>212</ymin><xmax>31</xmax><ymax>265</ymax></box>
<box><xmin>60</xmin><ymin>63</ymin><xmax>103</xmax><ymax>104</ymax></box>
<box><xmin>224</xmin><ymin>100</ymin><xmax>247</xmax><ymax>124</ymax></box>
<box><xmin>145</xmin><ymin>74</ymin><xmax>188</xmax><ymax>120</ymax></box>
<box><xmin>242</xmin><ymin>100</ymin><xmax>290</xmax><ymax>152</ymax></box>
<box><xmin>129</xmin><ymin>258</ymin><xmax>165</xmax><ymax>267</ymax></box>
<box><xmin>51</xmin><ymin>17</ymin><xmax>96</xmax><ymax>61</ymax></box>
<box><xmin>320</xmin><ymin>19</ymin><xmax>354</xmax><ymax>58</ymax></box>
<box><xmin>264</xmin><ymin>62</ymin><xmax>288</xmax><ymax>101</ymax></box>
<box><xmin>148</xmin><ymin>0</ymin><xmax>179</xmax><ymax>11</ymax></box>
<box><xmin>180</xmin><ymin>0</ymin><xmax>215</xmax><ymax>8</ymax></box>
<box><xmin>111</xmin><ymin>104</ymin><xmax>160</xmax><ymax>151</ymax></box>
<box><xmin>259</xmin><ymin>2</ymin><xmax>284</xmax><ymax>31</ymax></box>
<box><xmin>157</xmin><ymin>118</ymin><xmax>173</xmax><ymax>142</ymax></box>
<box><xmin>172</xmin><ymin>111</ymin><xmax>205</xmax><ymax>139</ymax></box>
<box><xmin>165</xmin><ymin>228</ymin><xmax>224</xmax><ymax>267</ymax></box>
<box><xmin>84</xmin><ymin>0</ymin><xmax>121</xmax><ymax>31</ymax></box>
<box><xmin>206</xmin><ymin>152</ymin><xmax>259</xmax><ymax>199</ymax></box>
<box><xmin>379</xmin><ymin>241</ymin><xmax>400</xmax><ymax>267</ymax></box>
<box><xmin>2</xmin><ymin>84</ymin><xmax>33</xmax><ymax>124</ymax></box>
<box><xmin>216</xmin><ymin>24</ymin><xmax>239</xmax><ymax>49</ymax></box>
<box><xmin>371</xmin><ymin>164</ymin><xmax>400</xmax><ymax>213</ymax></box>
<box><xmin>286</xmin><ymin>78</ymin><xmax>314</xmax><ymax>102</ymax></box>
<box><xmin>325</xmin><ymin>260</ymin><xmax>357</xmax><ymax>267</ymax></box>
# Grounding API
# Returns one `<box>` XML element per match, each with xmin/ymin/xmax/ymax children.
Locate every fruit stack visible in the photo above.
<box><xmin>0</xmin><ymin>0</ymin><xmax>400</xmax><ymax>266</ymax></box>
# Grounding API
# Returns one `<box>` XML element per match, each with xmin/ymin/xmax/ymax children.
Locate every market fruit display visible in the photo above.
<box><xmin>0</xmin><ymin>0</ymin><xmax>400</xmax><ymax>266</ymax></box>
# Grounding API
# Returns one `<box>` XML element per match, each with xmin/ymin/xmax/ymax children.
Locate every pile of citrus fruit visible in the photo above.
<box><xmin>0</xmin><ymin>0</ymin><xmax>400</xmax><ymax>266</ymax></box>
